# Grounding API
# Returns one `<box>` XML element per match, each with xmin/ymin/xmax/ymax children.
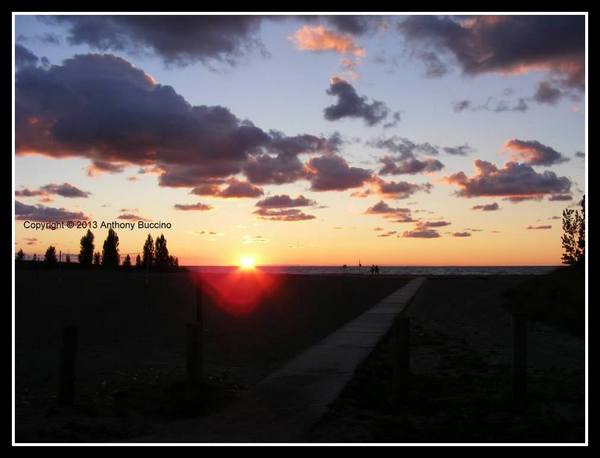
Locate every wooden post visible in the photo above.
<box><xmin>512</xmin><ymin>313</ymin><xmax>527</xmax><ymax>399</ymax></box>
<box><xmin>392</xmin><ymin>315</ymin><xmax>410</xmax><ymax>398</ymax></box>
<box><xmin>58</xmin><ymin>326</ymin><xmax>78</xmax><ymax>406</ymax></box>
<box><xmin>186</xmin><ymin>322</ymin><xmax>203</xmax><ymax>386</ymax></box>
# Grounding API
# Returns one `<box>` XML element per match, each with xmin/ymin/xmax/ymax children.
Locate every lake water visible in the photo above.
<box><xmin>188</xmin><ymin>265</ymin><xmax>557</xmax><ymax>276</ymax></box>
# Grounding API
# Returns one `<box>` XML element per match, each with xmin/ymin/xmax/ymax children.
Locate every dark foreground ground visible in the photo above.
<box><xmin>308</xmin><ymin>272</ymin><xmax>585</xmax><ymax>443</ymax></box>
<box><xmin>15</xmin><ymin>269</ymin><xmax>408</xmax><ymax>442</ymax></box>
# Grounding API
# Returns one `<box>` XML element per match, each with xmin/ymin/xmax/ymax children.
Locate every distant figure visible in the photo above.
<box><xmin>375</xmin><ymin>265</ymin><xmax>380</xmax><ymax>275</ymax></box>
<box><xmin>342</xmin><ymin>264</ymin><xmax>347</xmax><ymax>273</ymax></box>
<box><xmin>370</xmin><ymin>264</ymin><xmax>375</xmax><ymax>275</ymax></box>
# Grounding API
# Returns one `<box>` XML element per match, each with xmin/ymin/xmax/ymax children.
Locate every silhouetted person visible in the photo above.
<box><xmin>342</xmin><ymin>264</ymin><xmax>347</xmax><ymax>273</ymax></box>
<box><xmin>370</xmin><ymin>264</ymin><xmax>375</xmax><ymax>275</ymax></box>
<box><xmin>375</xmin><ymin>265</ymin><xmax>380</xmax><ymax>275</ymax></box>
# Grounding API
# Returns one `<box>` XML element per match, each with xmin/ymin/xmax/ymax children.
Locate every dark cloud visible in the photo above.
<box><xmin>324</xmin><ymin>77</ymin><xmax>398</xmax><ymax>126</ymax></box>
<box><xmin>526</xmin><ymin>225</ymin><xmax>552</xmax><ymax>230</ymax></box>
<box><xmin>173</xmin><ymin>202</ymin><xmax>214</xmax><ymax>211</ymax></box>
<box><xmin>306</xmin><ymin>154</ymin><xmax>372</xmax><ymax>191</ymax></box>
<box><xmin>217</xmin><ymin>179</ymin><xmax>264</xmax><ymax>198</ymax></box>
<box><xmin>253</xmin><ymin>208</ymin><xmax>316</xmax><ymax>221</ymax></box>
<box><xmin>402</xmin><ymin>229</ymin><xmax>440</xmax><ymax>238</ymax></box>
<box><xmin>534</xmin><ymin>81</ymin><xmax>564</xmax><ymax>104</ymax></box>
<box><xmin>15</xmin><ymin>44</ymin><xmax>39</xmax><ymax>69</ymax></box>
<box><xmin>575</xmin><ymin>151</ymin><xmax>585</xmax><ymax>159</ymax></box>
<box><xmin>471</xmin><ymin>202</ymin><xmax>500</xmax><ymax>211</ymax></box>
<box><xmin>15</xmin><ymin>200</ymin><xmax>88</xmax><ymax>222</ymax></box>
<box><xmin>453</xmin><ymin>231</ymin><xmax>471</xmax><ymax>237</ymax></box>
<box><xmin>443</xmin><ymin>144</ymin><xmax>474</xmax><ymax>156</ymax></box>
<box><xmin>379</xmin><ymin>156</ymin><xmax>444</xmax><ymax>175</ymax></box>
<box><xmin>377</xmin><ymin>230</ymin><xmax>397</xmax><ymax>238</ymax></box>
<box><xmin>398</xmin><ymin>15</ymin><xmax>585</xmax><ymax>90</ymax></box>
<box><xmin>255</xmin><ymin>194</ymin><xmax>315</xmax><ymax>208</ymax></box>
<box><xmin>453</xmin><ymin>100</ymin><xmax>471</xmax><ymax>112</ymax></box>
<box><xmin>41</xmin><ymin>15</ymin><xmax>267</xmax><ymax>67</ymax></box>
<box><xmin>16</xmin><ymin>53</ymin><xmax>334</xmax><ymax>191</ymax></box>
<box><xmin>39</xmin><ymin>183</ymin><xmax>91</xmax><ymax>198</ymax></box>
<box><xmin>504</xmin><ymin>139</ymin><xmax>568</xmax><ymax>166</ymax></box>
<box><xmin>445</xmin><ymin>160</ymin><xmax>571</xmax><ymax>200</ymax></box>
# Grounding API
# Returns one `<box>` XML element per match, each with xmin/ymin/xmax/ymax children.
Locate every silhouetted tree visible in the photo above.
<box><xmin>45</xmin><ymin>246</ymin><xmax>58</xmax><ymax>266</ymax></box>
<box><xmin>93</xmin><ymin>251</ymin><xmax>101</xmax><ymax>266</ymax></box>
<box><xmin>135</xmin><ymin>254</ymin><xmax>142</xmax><ymax>268</ymax></box>
<box><xmin>65</xmin><ymin>254</ymin><xmax>71</xmax><ymax>264</ymax></box>
<box><xmin>562</xmin><ymin>195</ymin><xmax>585</xmax><ymax>267</ymax></box>
<box><xmin>32</xmin><ymin>254</ymin><xmax>38</xmax><ymax>262</ymax></box>
<box><xmin>78</xmin><ymin>230</ymin><xmax>95</xmax><ymax>267</ymax></box>
<box><xmin>101</xmin><ymin>229</ymin><xmax>120</xmax><ymax>268</ymax></box>
<box><xmin>123</xmin><ymin>254</ymin><xmax>132</xmax><ymax>269</ymax></box>
<box><xmin>155</xmin><ymin>234</ymin><xmax>170</xmax><ymax>269</ymax></box>
<box><xmin>142</xmin><ymin>234</ymin><xmax>154</xmax><ymax>268</ymax></box>
<box><xmin>16</xmin><ymin>249</ymin><xmax>24</xmax><ymax>262</ymax></box>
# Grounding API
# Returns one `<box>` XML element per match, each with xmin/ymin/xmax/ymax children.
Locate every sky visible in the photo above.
<box><xmin>13</xmin><ymin>14</ymin><xmax>586</xmax><ymax>266</ymax></box>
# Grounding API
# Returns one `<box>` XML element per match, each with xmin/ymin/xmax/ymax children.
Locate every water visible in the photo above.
<box><xmin>188</xmin><ymin>265</ymin><xmax>557</xmax><ymax>276</ymax></box>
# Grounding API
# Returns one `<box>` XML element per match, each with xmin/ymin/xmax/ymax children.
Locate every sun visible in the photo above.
<box><xmin>239</xmin><ymin>256</ymin><xmax>256</xmax><ymax>270</ymax></box>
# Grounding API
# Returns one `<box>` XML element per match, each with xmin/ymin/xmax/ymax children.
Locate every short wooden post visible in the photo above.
<box><xmin>392</xmin><ymin>315</ymin><xmax>410</xmax><ymax>398</ymax></box>
<box><xmin>58</xmin><ymin>326</ymin><xmax>78</xmax><ymax>406</ymax></box>
<box><xmin>186</xmin><ymin>322</ymin><xmax>203</xmax><ymax>386</ymax></box>
<box><xmin>512</xmin><ymin>313</ymin><xmax>527</xmax><ymax>399</ymax></box>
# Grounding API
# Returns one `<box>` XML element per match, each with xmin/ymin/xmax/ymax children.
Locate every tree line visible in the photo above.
<box><xmin>15</xmin><ymin>229</ymin><xmax>179</xmax><ymax>271</ymax></box>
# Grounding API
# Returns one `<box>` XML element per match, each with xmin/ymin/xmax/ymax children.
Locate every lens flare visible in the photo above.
<box><xmin>239</xmin><ymin>256</ymin><xmax>256</xmax><ymax>270</ymax></box>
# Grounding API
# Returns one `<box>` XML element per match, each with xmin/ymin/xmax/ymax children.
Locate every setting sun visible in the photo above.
<box><xmin>239</xmin><ymin>256</ymin><xmax>256</xmax><ymax>270</ymax></box>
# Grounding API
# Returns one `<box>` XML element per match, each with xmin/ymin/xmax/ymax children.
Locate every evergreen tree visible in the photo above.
<box><xmin>78</xmin><ymin>230</ymin><xmax>95</xmax><ymax>267</ymax></box>
<box><xmin>65</xmin><ymin>254</ymin><xmax>71</xmax><ymax>264</ymax></box>
<box><xmin>101</xmin><ymin>229</ymin><xmax>120</xmax><ymax>268</ymax></box>
<box><xmin>142</xmin><ymin>234</ymin><xmax>154</xmax><ymax>268</ymax></box>
<box><xmin>123</xmin><ymin>254</ymin><xmax>132</xmax><ymax>268</ymax></box>
<box><xmin>135</xmin><ymin>254</ymin><xmax>142</xmax><ymax>268</ymax></box>
<box><xmin>16</xmin><ymin>249</ymin><xmax>24</xmax><ymax>262</ymax></box>
<box><xmin>154</xmin><ymin>234</ymin><xmax>170</xmax><ymax>269</ymax></box>
<box><xmin>93</xmin><ymin>251</ymin><xmax>101</xmax><ymax>266</ymax></box>
<box><xmin>45</xmin><ymin>246</ymin><xmax>58</xmax><ymax>266</ymax></box>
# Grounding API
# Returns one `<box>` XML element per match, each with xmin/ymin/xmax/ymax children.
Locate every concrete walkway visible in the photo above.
<box><xmin>136</xmin><ymin>277</ymin><xmax>426</xmax><ymax>443</ymax></box>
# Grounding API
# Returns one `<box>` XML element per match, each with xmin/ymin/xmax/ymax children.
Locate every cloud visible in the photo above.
<box><xmin>379</xmin><ymin>156</ymin><xmax>444</xmax><ymax>175</ymax></box>
<box><xmin>533</xmin><ymin>81</ymin><xmax>564</xmax><ymax>104</ymax></box>
<box><xmin>453</xmin><ymin>97</ymin><xmax>529</xmax><ymax>113</ymax></box>
<box><xmin>526</xmin><ymin>225</ymin><xmax>552</xmax><ymax>230</ymax></box>
<box><xmin>575</xmin><ymin>151</ymin><xmax>585</xmax><ymax>159</ymax></box>
<box><xmin>443</xmin><ymin>144</ymin><xmax>474</xmax><ymax>156</ymax></box>
<box><xmin>377</xmin><ymin>230</ymin><xmax>397</xmax><ymax>237</ymax></box>
<box><xmin>364</xmin><ymin>200</ymin><xmax>415</xmax><ymax>223</ymax></box>
<box><xmin>398</xmin><ymin>15</ymin><xmax>585</xmax><ymax>90</ymax></box>
<box><xmin>445</xmin><ymin>159</ymin><xmax>571</xmax><ymax>200</ymax></box>
<box><xmin>324</xmin><ymin>77</ymin><xmax>399</xmax><ymax>126</ymax></box>
<box><xmin>471</xmin><ymin>202</ymin><xmax>500</xmax><ymax>211</ymax></box>
<box><xmin>503</xmin><ymin>139</ymin><xmax>569</xmax><ymax>166</ymax></box>
<box><xmin>548</xmin><ymin>194</ymin><xmax>573</xmax><ymax>201</ymax></box>
<box><xmin>253</xmin><ymin>208</ymin><xmax>316</xmax><ymax>221</ymax></box>
<box><xmin>452</xmin><ymin>231</ymin><xmax>471</xmax><ymax>237</ymax></box>
<box><xmin>117</xmin><ymin>213</ymin><xmax>150</xmax><ymax>221</ymax></box>
<box><xmin>289</xmin><ymin>25</ymin><xmax>365</xmax><ymax>57</ymax></box>
<box><xmin>16</xmin><ymin>53</ymin><xmax>335</xmax><ymax>192</ymax></box>
<box><xmin>15</xmin><ymin>44</ymin><xmax>39</xmax><ymax>69</ymax></box>
<box><xmin>216</xmin><ymin>179</ymin><xmax>264</xmax><ymax>198</ymax></box>
<box><xmin>174</xmin><ymin>202</ymin><xmax>214</xmax><ymax>211</ymax></box>
<box><xmin>41</xmin><ymin>15</ymin><xmax>267</xmax><ymax>67</ymax></box>
<box><xmin>369</xmin><ymin>136</ymin><xmax>440</xmax><ymax>159</ymax></box>
<box><xmin>306</xmin><ymin>154</ymin><xmax>372</xmax><ymax>191</ymax></box>
<box><xmin>16</xmin><ymin>183</ymin><xmax>90</xmax><ymax>199</ymax></box>
<box><xmin>255</xmin><ymin>194</ymin><xmax>315</xmax><ymax>208</ymax></box>
<box><xmin>23</xmin><ymin>237</ymin><xmax>38</xmax><ymax>245</ymax></box>
<box><xmin>371</xmin><ymin>177</ymin><xmax>432</xmax><ymax>200</ymax></box>
<box><xmin>420</xmin><ymin>220</ymin><xmax>451</xmax><ymax>228</ymax></box>
<box><xmin>15</xmin><ymin>200</ymin><xmax>88</xmax><ymax>222</ymax></box>
<box><xmin>402</xmin><ymin>229</ymin><xmax>440</xmax><ymax>238</ymax></box>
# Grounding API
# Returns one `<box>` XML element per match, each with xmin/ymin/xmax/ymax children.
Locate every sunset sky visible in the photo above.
<box><xmin>13</xmin><ymin>14</ymin><xmax>586</xmax><ymax>266</ymax></box>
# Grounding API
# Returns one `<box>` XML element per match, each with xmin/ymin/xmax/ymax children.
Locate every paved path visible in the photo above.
<box><xmin>136</xmin><ymin>277</ymin><xmax>426</xmax><ymax>443</ymax></box>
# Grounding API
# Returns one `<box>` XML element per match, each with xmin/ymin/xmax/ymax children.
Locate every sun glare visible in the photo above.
<box><xmin>239</xmin><ymin>256</ymin><xmax>256</xmax><ymax>270</ymax></box>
